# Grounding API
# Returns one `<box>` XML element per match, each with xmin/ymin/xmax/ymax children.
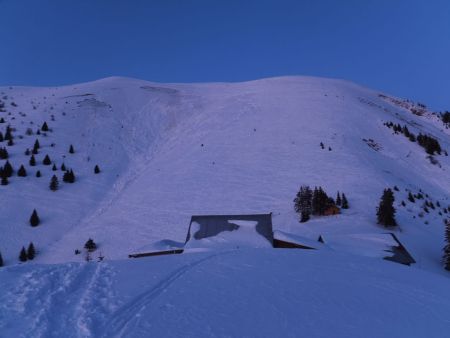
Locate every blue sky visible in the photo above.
<box><xmin>1</xmin><ymin>0</ymin><xmax>449</xmax><ymax>110</ymax></box>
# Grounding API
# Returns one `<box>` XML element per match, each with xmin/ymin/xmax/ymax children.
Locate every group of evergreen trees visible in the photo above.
<box><xmin>384</xmin><ymin>121</ymin><xmax>417</xmax><ymax>142</ymax></box>
<box><xmin>384</xmin><ymin>121</ymin><xmax>444</xmax><ymax>155</ymax></box>
<box><xmin>294</xmin><ymin>186</ymin><xmax>348</xmax><ymax>223</ymax></box>
<box><xmin>417</xmin><ymin>133</ymin><xmax>442</xmax><ymax>155</ymax></box>
<box><xmin>443</xmin><ymin>220</ymin><xmax>450</xmax><ymax>271</ymax></box>
<box><xmin>440</xmin><ymin>111</ymin><xmax>450</xmax><ymax>126</ymax></box>
<box><xmin>19</xmin><ymin>242</ymin><xmax>36</xmax><ymax>262</ymax></box>
<box><xmin>0</xmin><ymin>160</ymin><xmax>13</xmax><ymax>185</ymax></box>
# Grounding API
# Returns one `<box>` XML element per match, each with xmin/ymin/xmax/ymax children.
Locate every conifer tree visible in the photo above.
<box><xmin>408</xmin><ymin>192</ymin><xmax>415</xmax><ymax>203</ymax></box>
<box><xmin>294</xmin><ymin>185</ymin><xmax>313</xmax><ymax>222</ymax></box>
<box><xmin>33</xmin><ymin>139</ymin><xmax>40</xmax><ymax>150</ymax></box>
<box><xmin>49</xmin><ymin>175</ymin><xmax>59</xmax><ymax>191</ymax></box>
<box><xmin>29</xmin><ymin>154</ymin><xmax>36</xmax><ymax>166</ymax></box>
<box><xmin>444</xmin><ymin>220</ymin><xmax>450</xmax><ymax>271</ymax></box>
<box><xmin>61</xmin><ymin>163</ymin><xmax>66</xmax><ymax>171</ymax></box>
<box><xmin>25</xmin><ymin>148</ymin><xmax>30</xmax><ymax>156</ymax></box>
<box><xmin>7</xmin><ymin>138</ymin><xmax>13</xmax><ymax>146</ymax></box>
<box><xmin>0</xmin><ymin>147</ymin><xmax>8</xmax><ymax>159</ymax></box>
<box><xmin>63</xmin><ymin>169</ymin><xmax>75</xmax><ymax>183</ymax></box>
<box><xmin>43</xmin><ymin>154</ymin><xmax>51</xmax><ymax>165</ymax></box>
<box><xmin>0</xmin><ymin>131</ymin><xmax>3</xmax><ymax>142</ymax></box>
<box><xmin>0</xmin><ymin>251</ymin><xmax>3</xmax><ymax>267</ymax></box>
<box><xmin>27</xmin><ymin>242</ymin><xmax>36</xmax><ymax>260</ymax></box>
<box><xmin>30</xmin><ymin>209</ymin><xmax>40</xmax><ymax>227</ymax></box>
<box><xmin>41</xmin><ymin>122</ymin><xmax>49</xmax><ymax>132</ymax></box>
<box><xmin>69</xmin><ymin>144</ymin><xmax>74</xmax><ymax>154</ymax></box>
<box><xmin>84</xmin><ymin>238</ymin><xmax>97</xmax><ymax>252</ymax></box>
<box><xmin>377</xmin><ymin>188</ymin><xmax>397</xmax><ymax>227</ymax></box>
<box><xmin>94</xmin><ymin>165</ymin><xmax>100</xmax><ymax>174</ymax></box>
<box><xmin>336</xmin><ymin>191</ymin><xmax>342</xmax><ymax>206</ymax></box>
<box><xmin>36</xmin><ymin>170</ymin><xmax>41</xmax><ymax>178</ymax></box>
<box><xmin>312</xmin><ymin>187</ymin><xmax>330</xmax><ymax>215</ymax></box>
<box><xmin>4</xmin><ymin>127</ymin><xmax>12</xmax><ymax>141</ymax></box>
<box><xmin>17</xmin><ymin>165</ymin><xmax>27</xmax><ymax>177</ymax></box>
<box><xmin>3</xmin><ymin>160</ymin><xmax>13</xmax><ymax>177</ymax></box>
<box><xmin>19</xmin><ymin>247</ymin><xmax>27</xmax><ymax>262</ymax></box>
<box><xmin>341</xmin><ymin>193</ymin><xmax>349</xmax><ymax>209</ymax></box>
<box><xmin>52</xmin><ymin>164</ymin><xmax>57</xmax><ymax>171</ymax></box>
<box><xmin>1</xmin><ymin>175</ymin><xmax>8</xmax><ymax>186</ymax></box>
<box><xmin>70</xmin><ymin>169</ymin><xmax>75</xmax><ymax>183</ymax></box>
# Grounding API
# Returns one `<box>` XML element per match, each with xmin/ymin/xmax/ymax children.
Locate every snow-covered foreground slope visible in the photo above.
<box><xmin>1</xmin><ymin>249</ymin><xmax>450</xmax><ymax>338</ymax></box>
<box><xmin>1</xmin><ymin>75</ymin><xmax>450</xmax><ymax>270</ymax></box>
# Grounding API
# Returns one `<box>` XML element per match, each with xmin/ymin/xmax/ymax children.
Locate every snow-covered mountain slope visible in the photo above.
<box><xmin>1</xmin><ymin>76</ymin><xmax>449</xmax><ymax>270</ymax></box>
<box><xmin>1</xmin><ymin>249</ymin><xmax>450</xmax><ymax>338</ymax></box>
<box><xmin>1</xmin><ymin>75</ymin><xmax>450</xmax><ymax>337</ymax></box>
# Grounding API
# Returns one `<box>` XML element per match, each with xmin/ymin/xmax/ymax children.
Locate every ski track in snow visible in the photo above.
<box><xmin>101</xmin><ymin>251</ymin><xmax>231</xmax><ymax>338</ymax></box>
<box><xmin>0</xmin><ymin>262</ymin><xmax>116</xmax><ymax>338</ymax></box>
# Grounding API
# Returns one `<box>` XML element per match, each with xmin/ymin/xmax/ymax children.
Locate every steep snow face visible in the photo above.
<box><xmin>0</xmin><ymin>76</ymin><xmax>449</xmax><ymax>272</ymax></box>
<box><xmin>1</xmin><ymin>249</ymin><xmax>450</xmax><ymax>338</ymax></box>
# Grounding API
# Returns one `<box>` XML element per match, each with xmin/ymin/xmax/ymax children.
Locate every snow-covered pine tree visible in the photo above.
<box><xmin>30</xmin><ymin>209</ymin><xmax>40</xmax><ymax>227</ymax></box>
<box><xmin>63</xmin><ymin>169</ymin><xmax>75</xmax><ymax>183</ymax></box>
<box><xmin>19</xmin><ymin>247</ymin><xmax>27</xmax><ymax>262</ymax></box>
<box><xmin>1</xmin><ymin>175</ymin><xmax>8</xmax><ymax>186</ymax></box>
<box><xmin>43</xmin><ymin>154</ymin><xmax>51</xmax><ymax>165</ymax></box>
<box><xmin>49</xmin><ymin>175</ymin><xmax>59</xmax><ymax>191</ymax></box>
<box><xmin>341</xmin><ymin>193</ymin><xmax>349</xmax><ymax>209</ymax></box>
<box><xmin>29</xmin><ymin>154</ymin><xmax>36</xmax><ymax>166</ymax></box>
<box><xmin>3</xmin><ymin>160</ymin><xmax>13</xmax><ymax>177</ymax></box>
<box><xmin>294</xmin><ymin>185</ymin><xmax>313</xmax><ymax>222</ymax></box>
<box><xmin>69</xmin><ymin>144</ymin><xmax>74</xmax><ymax>154</ymax></box>
<box><xmin>27</xmin><ymin>242</ymin><xmax>36</xmax><ymax>260</ymax></box>
<box><xmin>0</xmin><ymin>147</ymin><xmax>8</xmax><ymax>159</ymax></box>
<box><xmin>376</xmin><ymin>188</ymin><xmax>396</xmax><ymax>227</ymax></box>
<box><xmin>312</xmin><ymin>187</ymin><xmax>328</xmax><ymax>215</ymax></box>
<box><xmin>41</xmin><ymin>121</ymin><xmax>49</xmax><ymax>132</ymax></box>
<box><xmin>17</xmin><ymin>165</ymin><xmax>27</xmax><ymax>177</ymax></box>
<box><xmin>84</xmin><ymin>238</ymin><xmax>97</xmax><ymax>252</ymax></box>
<box><xmin>336</xmin><ymin>192</ymin><xmax>342</xmax><ymax>206</ymax></box>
